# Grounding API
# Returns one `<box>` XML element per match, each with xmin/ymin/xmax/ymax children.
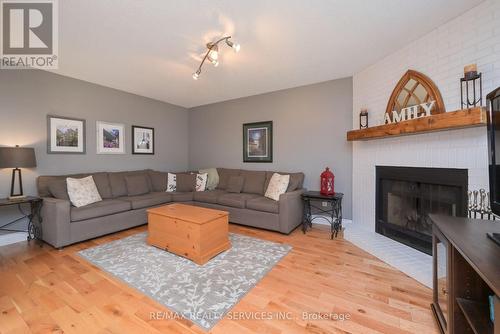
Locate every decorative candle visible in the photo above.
<box><xmin>464</xmin><ymin>64</ymin><xmax>477</xmax><ymax>79</ymax></box>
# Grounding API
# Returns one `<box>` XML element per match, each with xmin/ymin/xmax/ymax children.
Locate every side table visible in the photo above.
<box><xmin>0</xmin><ymin>196</ymin><xmax>43</xmax><ymax>245</ymax></box>
<box><xmin>302</xmin><ymin>191</ymin><xmax>343</xmax><ymax>239</ymax></box>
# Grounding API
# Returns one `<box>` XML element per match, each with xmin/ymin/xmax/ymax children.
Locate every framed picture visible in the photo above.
<box><xmin>243</xmin><ymin>121</ymin><xmax>273</xmax><ymax>163</ymax></box>
<box><xmin>96</xmin><ymin>121</ymin><xmax>125</xmax><ymax>154</ymax></box>
<box><xmin>47</xmin><ymin>115</ymin><xmax>86</xmax><ymax>154</ymax></box>
<box><xmin>132</xmin><ymin>126</ymin><xmax>154</xmax><ymax>155</ymax></box>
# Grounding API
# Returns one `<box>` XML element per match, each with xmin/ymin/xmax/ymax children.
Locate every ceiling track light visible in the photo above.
<box><xmin>192</xmin><ymin>36</ymin><xmax>240</xmax><ymax>80</ymax></box>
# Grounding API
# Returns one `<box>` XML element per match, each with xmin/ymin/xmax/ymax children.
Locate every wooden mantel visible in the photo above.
<box><xmin>347</xmin><ymin>107</ymin><xmax>487</xmax><ymax>141</ymax></box>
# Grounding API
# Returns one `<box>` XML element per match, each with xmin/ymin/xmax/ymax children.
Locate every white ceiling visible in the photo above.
<box><xmin>54</xmin><ymin>0</ymin><xmax>484</xmax><ymax>108</ymax></box>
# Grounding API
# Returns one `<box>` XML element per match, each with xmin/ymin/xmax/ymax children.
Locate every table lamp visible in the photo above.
<box><xmin>0</xmin><ymin>145</ymin><xmax>37</xmax><ymax>199</ymax></box>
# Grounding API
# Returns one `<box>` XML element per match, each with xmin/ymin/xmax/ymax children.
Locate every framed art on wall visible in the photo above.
<box><xmin>243</xmin><ymin>121</ymin><xmax>273</xmax><ymax>163</ymax></box>
<box><xmin>132</xmin><ymin>126</ymin><xmax>154</xmax><ymax>155</ymax></box>
<box><xmin>96</xmin><ymin>121</ymin><xmax>125</xmax><ymax>154</ymax></box>
<box><xmin>47</xmin><ymin>115</ymin><xmax>86</xmax><ymax>154</ymax></box>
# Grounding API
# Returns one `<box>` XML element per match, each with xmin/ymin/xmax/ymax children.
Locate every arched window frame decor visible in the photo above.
<box><xmin>385</xmin><ymin>70</ymin><xmax>445</xmax><ymax>122</ymax></box>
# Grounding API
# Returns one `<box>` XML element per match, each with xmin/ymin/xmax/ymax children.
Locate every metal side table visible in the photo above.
<box><xmin>302</xmin><ymin>191</ymin><xmax>343</xmax><ymax>239</ymax></box>
<box><xmin>0</xmin><ymin>196</ymin><xmax>43</xmax><ymax>245</ymax></box>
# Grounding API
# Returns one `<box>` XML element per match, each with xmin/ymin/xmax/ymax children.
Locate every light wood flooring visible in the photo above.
<box><xmin>0</xmin><ymin>223</ymin><xmax>439</xmax><ymax>334</ymax></box>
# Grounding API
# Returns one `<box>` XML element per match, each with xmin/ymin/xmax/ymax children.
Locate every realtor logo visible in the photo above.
<box><xmin>1</xmin><ymin>0</ymin><xmax>58</xmax><ymax>69</ymax></box>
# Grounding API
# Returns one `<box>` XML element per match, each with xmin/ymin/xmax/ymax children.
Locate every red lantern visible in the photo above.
<box><xmin>320</xmin><ymin>167</ymin><xmax>335</xmax><ymax>195</ymax></box>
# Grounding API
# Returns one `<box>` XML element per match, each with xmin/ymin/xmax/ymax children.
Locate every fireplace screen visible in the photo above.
<box><xmin>376</xmin><ymin>167</ymin><xmax>467</xmax><ymax>254</ymax></box>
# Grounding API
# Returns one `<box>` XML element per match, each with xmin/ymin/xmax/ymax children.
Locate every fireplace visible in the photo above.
<box><xmin>376</xmin><ymin>166</ymin><xmax>467</xmax><ymax>254</ymax></box>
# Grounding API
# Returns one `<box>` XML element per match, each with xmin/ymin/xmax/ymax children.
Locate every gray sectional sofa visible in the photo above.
<box><xmin>37</xmin><ymin>168</ymin><xmax>305</xmax><ymax>248</ymax></box>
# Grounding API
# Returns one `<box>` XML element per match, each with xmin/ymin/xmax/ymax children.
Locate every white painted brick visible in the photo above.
<box><xmin>352</xmin><ymin>0</ymin><xmax>499</xmax><ymax>231</ymax></box>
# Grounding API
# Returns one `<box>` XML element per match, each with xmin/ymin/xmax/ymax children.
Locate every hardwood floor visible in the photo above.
<box><xmin>0</xmin><ymin>224</ymin><xmax>439</xmax><ymax>334</ymax></box>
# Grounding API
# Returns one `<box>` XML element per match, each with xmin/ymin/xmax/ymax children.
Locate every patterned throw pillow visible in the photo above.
<box><xmin>166</xmin><ymin>173</ymin><xmax>176</xmax><ymax>192</ymax></box>
<box><xmin>195</xmin><ymin>173</ymin><xmax>208</xmax><ymax>192</ymax></box>
<box><xmin>264</xmin><ymin>173</ymin><xmax>290</xmax><ymax>201</ymax></box>
<box><xmin>66</xmin><ymin>176</ymin><xmax>102</xmax><ymax>207</ymax></box>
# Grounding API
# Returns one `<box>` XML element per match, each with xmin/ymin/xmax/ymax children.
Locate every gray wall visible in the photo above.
<box><xmin>0</xmin><ymin>71</ymin><xmax>354</xmax><ymax>235</ymax></box>
<box><xmin>0</xmin><ymin>70</ymin><xmax>189</xmax><ymax>231</ymax></box>
<box><xmin>188</xmin><ymin>78</ymin><xmax>353</xmax><ymax>219</ymax></box>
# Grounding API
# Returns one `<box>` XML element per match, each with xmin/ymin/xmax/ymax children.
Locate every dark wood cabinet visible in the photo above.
<box><xmin>430</xmin><ymin>214</ymin><xmax>500</xmax><ymax>334</ymax></box>
<box><xmin>432</xmin><ymin>226</ymin><xmax>451</xmax><ymax>333</ymax></box>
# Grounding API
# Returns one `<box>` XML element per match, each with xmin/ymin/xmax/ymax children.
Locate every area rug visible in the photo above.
<box><xmin>78</xmin><ymin>232</ymin><xmax>291</xmax><ymax>330</ymax></box>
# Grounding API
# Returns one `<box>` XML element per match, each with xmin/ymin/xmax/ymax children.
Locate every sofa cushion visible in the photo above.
<box><xmin>193</xmin><ymin>189</ymin><xmax>226</xmax><ymax>204</ymax></box>
<box><xmin>217</xmin><ymin>193</ymin><xmax>259</xmax><ymax>209</ymax></box>
<box><xmin>92</xmin><ymin>172</ymin><xmax>113</xmax><ymax>199</ymax></box>
<box><xmin>226</xmin><ymin>176</ymin><xmax>244</xmax><ymax>193</ymax></box>
<box><xmin>286</xmin><ymin>172</ymin><xmax>305</xmax><ymax>192</ymax></box>
<box><xmin>125</xmin><ymin>174</ymin><xmax>150</xmax><ymax>196</ymax></box>
<box><xmin>176</xmin><ymin>173</ymin><xmax>196</xmax><ymax>192</ymax></box>
<box><xmin>38</xmin><ymin>173</ymin><xmax>93</xmax><ymax>197</ymax></box>
<box><xmin>148</xmin><ymin>171</ymin><xmax>168</xmax><ymax>192</ymax></box>
<box><xmin>70</xmin><ymin>199</ymin><xmax>131</xmax><ymax>222</ymax></box>
<box><xmin>121</xmin><ymin>192</ymin><xmax>172</xmax><ymax>210</ymax></box>
<box><xmin>109</xmin><ymin>170</ymin><xmax>152</xmax><ymax>198</ymax></box>
<box><xmin>246</xmin><ymin>196</ymin><xmax>279</xmax><ymax>214</ymax></box>
<box><xmin>170</xmin><ymin>191</ymin><xmax>194</xmax><ymax>202</ymax></box>
<box><xmin>44</xmin><ymin>172</ymin><xmax>111</xmax><ymax>200</ymax></box>
<box><xmin>265</xmin><ymin>171</ymin><xmax>304</xmax><ymax>192</ymax></box>
<box><xmin>241</xmin><ymin>170</ymin><xmax>267</xmax><ymax>194</ymax></box>
<box><xmin>48</xmin><ymin>179</ymin><xmax>70</xmax><ymax>200</ymax></box>
<box><xmin>216</xmin><ymin>168</ymin><xmax>241</xmax><ymax>190</ymax></box>
<box><xmin>109</xmin><ymin>172</ymin><xmax>128</xmax><ymax>197</ymax></box>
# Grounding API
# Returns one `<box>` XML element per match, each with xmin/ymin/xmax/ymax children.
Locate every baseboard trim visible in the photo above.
<box><xmin>0</xmin><ymin>232</ymin><xmax>28</xmax><ymax>247</ymax></box>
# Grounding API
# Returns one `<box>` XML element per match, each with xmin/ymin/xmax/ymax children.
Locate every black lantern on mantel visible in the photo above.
<box><xmin>461</xmin><ymin>64</ymin><xmax>482</xmax><ymax>109</ymax></box>
<box><xmin>359</xmin><ymin>109</ymin><xmax>368</xmax><ymax>129</ymax></box>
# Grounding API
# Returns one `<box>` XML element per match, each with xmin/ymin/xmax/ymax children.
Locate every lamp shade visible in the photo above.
<box><xmin>0</xmin><ymin>146</ymin><xmax>37</xmax><ymax>168</ymax></box>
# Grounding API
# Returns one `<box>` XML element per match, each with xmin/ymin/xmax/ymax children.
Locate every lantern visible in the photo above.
<box><xmin>359</xmin><ymin>108</ymin><xmax>369</xmax><ymax>129</ymax></box>
<box><xmin>461</xmin><ymin>64</ymin><xmax>482</xmax><ymax>109</ymax></box>
<box><xmin>320</xmin><ymin>167</ymin><xmax>335</xmax><ymax>195</ymax></box>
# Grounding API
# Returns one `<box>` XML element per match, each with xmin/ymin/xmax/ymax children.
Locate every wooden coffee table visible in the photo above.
<box><xmin>147</xmin><ymin>203</ymin><xmax>230</xmax><ymax>265</ymax></box>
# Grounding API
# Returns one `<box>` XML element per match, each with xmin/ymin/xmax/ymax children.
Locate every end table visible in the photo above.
<box><xmin>0</xmin><ymin>196</ymin><xmax>43</xmax><ymax>245</ymax></box>
<box><xmin>302</xmin><ymin>191</ymin><xmax>343</xmax><ymax>239</ymax></box>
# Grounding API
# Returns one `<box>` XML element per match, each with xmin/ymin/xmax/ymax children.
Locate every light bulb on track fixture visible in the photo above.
<box><xmin>226</xmin><ymin>39</ymin><xmax>240</xmax><ymax>52</ymax></box>
<box><xmin>192</xmin><ymin>36</ymin><xmax>240</xmax><ymax>80</ymax></box>
<box><xmin>207</xmin><ymin>44</ymin><xmax>219</xmax><ymax>62</ymax></box>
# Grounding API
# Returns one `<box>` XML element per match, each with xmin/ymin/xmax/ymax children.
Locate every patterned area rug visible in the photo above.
<box><xmin>78</xmin><ymin>232</ymin><xmax>291</xmax><ymax>330</ymax></box>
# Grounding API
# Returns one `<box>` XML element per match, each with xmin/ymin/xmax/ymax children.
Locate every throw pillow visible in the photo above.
<box><xmin>226</xmin><ymin>176</ymin><xmax>244</xmax><ymax>193</ymax></box>
<box><xmin>199</xmin><ymin>168</ymin><xmax>219</xmax><ymax>190</ymax></box>
<box><xmin>195</xmin><ymin>173</ymin><xmax>208</xmax><ymax>192</ymax></box>
<box><xmin>48</xmin><ymin>178</ymin><xmax>70</xmax><ymax>200</ymax></box>
<box><xmin>125</xmin><ymin>174</ymin><xmax>150</xmax><ymax>196</ymax></box>
<box><xmin>264</xmin><ymin>173</ymin><xmax>290</xmax><ymax>201</ymax></box>
<box><xmin>176</xmin><ymin>173</ymin><xmax>196</xmax><ymax>192</ymax></box>
<box><xmin>166</xmin><ymin>173</ymin><xmax>176</xmax><ymax>192</ymax></box>
<box><xmin>66</xmin><ymin>176</ymin><xmax>102</xmax><ymax>207</ymax></box>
